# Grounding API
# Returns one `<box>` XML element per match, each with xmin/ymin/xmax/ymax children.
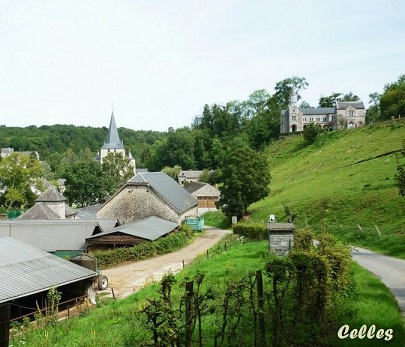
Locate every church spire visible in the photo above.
<box><xmin>103</xmin><ymin>111</ymin><xmax>124</xmax><ymax>149</ymax></box>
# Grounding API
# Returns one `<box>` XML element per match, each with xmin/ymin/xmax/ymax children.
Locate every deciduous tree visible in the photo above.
<box><xmin>217</xmin><ymin>147</ymin><xmax>271</xmax><ymax>219</ymax></box>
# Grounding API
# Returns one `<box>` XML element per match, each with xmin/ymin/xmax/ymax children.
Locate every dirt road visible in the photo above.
<box><xmin>102</xmin><ymin>228</ymin><xmax>232</xmax><ymax>299</ymax></box>
<box><xmin>351</xmin><ymin>246</ymin><xmax>405</xmax><ymax>317</ymax></box>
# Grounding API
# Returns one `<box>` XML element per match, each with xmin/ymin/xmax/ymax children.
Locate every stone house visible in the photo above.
<box><xmin>280</xmin><ymin>90</ymin><xmax>366</xmax><ymax>134</ymax></box>
<box><xmin>97</xmin><ymin>172</ymin><xmax>198</xmax><ymax>224</ymax></box>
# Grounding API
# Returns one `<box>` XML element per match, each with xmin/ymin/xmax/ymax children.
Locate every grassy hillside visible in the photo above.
<box><xmin>249</xmin><ymin>119</ymin><xmax>405</xmax><ymax>257</ymax></box>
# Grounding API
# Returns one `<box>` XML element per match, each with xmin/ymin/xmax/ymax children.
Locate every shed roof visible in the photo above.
<box><xmin>0</xmin><ymin>237</ymin><xmax>96</xmax><ymax>304</ymax></box>
<box><xmin>87</xmin><ymin>216</ymin><xmax>178</xmax><ymax>242</ymax></box>
<box><xmin>127</xmin><ymin>172</ymin><xmax>198</xmax><ymax>214</ymax></box>
<box><xmin>184</xmin><ymin>182</ymin><xmax>220</xmax><ymax>197</ymax></box>
<box><xmin>0</xmin><ymin>220</ymin><xmax>115</xmax><ymax>251</ymax></box>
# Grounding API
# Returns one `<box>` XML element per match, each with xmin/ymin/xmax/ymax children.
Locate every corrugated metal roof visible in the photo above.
<box><xmin>0</xmin><ymin>220</ymin><xmax>115</xmax><ymax>251</ymax></box>
<box><xmin>0</xmin><ymin>237</ymin><xmax>96</xmax><ymax>304</ymax></box>
<box><xmin>128</xmin><ymin>172</ymin><xmax>198</xmax><ymax>214</ymax></box>
<box><xmin>87</xmin><ymin>216</ymin><xmax>178</xmax><ymax>241</ymax></box>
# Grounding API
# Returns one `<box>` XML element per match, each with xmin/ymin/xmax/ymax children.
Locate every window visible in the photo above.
<box><xmin>323</xmin><ymin>117</ymin><xmax>327</xmax><ymax>122</ymax></box>
<box><xmin>309</xmin><ymin>118</ymin><xmax>314</xmax><ymax>121</ymax></box>
<box><xmin>348</xmin><ymin>110</ymin><xmax>354</xmax><ymax>117</ymax></box>
<box><xmin>292</xmin><ymin>116</ymin><xmax>297</xmax><ymax>121</ymax></box>
<box><xmin>316</xmin><ymin>118</ymin><xmax>320</xmax><ymax>122</ymax></box>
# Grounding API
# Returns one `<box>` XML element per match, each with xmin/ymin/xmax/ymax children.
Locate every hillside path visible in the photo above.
<box><xmin>102</xmin><ymin>228</ymin><xmax>232</xmax><ymax>299</ymax></box>
<box><xmin>351</xmin><ymin>246</ymin><xmax>405</xmax><ymax>317</ymax></box>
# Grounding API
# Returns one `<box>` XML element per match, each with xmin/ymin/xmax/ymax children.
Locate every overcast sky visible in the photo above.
<box><xmin>0</xmin><ymin>1</ymin><xmax>404</xmax><ymax>131</ymax></box>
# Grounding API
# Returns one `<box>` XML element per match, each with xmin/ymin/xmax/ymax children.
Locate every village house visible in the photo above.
<box><xmin>97</xmin><ymin>171</ymin><xmax>198</xmax><ymax>225</ymax></box>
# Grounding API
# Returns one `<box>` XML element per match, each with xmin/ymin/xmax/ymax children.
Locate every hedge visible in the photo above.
<box><xmin>92</xmin><ymin>226</ymin><xmax>192</xmax><ymax>268</ymax></box>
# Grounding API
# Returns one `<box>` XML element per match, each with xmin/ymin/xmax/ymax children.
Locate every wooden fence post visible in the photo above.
<box><xmin>0</xmin><ymin>304</ymin><xmax>10</xmax><ymax>347</ymax></box>
<box><xmin>256</xmin><ymin>270</ymin><xmax>266</xmax><ymax>345</ymax></box>
<box><xmin>185</xmin><ymin>281</ymin><xmax>194</xmax><ymax>347</ymax></box>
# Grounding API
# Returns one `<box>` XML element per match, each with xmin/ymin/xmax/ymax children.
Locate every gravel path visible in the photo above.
<box><xmin>102</xmin><ymin>228</ymin><xmax>232</xmax><ymax>299</ymax></box>
<box><xmin>351</xmin><ymin>246</ymin><xmax>405</xmax><ymax>317</ymax></box>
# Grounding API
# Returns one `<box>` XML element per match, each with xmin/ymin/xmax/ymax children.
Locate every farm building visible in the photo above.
<box><xmin>0</xmin><ymin>237</ymin><xmax>96</xmax><ymax>322</ymax></box>
<box><xmin>183</xmin><ymin>182</ymin><xmax>220</xmax><ymax>214</ymax></box>
<box><xmin>97</xmin><ymin>172</ymin><xmax>198</xmax><ymax>224</ymax></box>
<box><xmin>86</xmin><ymin>216</ymin><xmax>179</xmax><ymax>250</ymax></box>
<box><xmin>0</xmin><ymin>219</ymin><xmax>119</xmax><ymax>257</ymax></box>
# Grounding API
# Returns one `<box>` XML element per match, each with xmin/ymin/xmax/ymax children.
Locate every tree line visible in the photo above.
<box><xmin>0</xmin><ymin>74</ymin><xmax>403</xmax><ymax>210</ymax></box>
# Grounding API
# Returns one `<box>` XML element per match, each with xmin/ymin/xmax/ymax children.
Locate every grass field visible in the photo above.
<box><xmin>10</xmin><ymin>237</ymin><xmax>405</xmax><ymax>347</ymax></box>
<box><xmin>247</xmin><ymin>119</ymin><xmax>405</xmax><ymax>258</ymax></box>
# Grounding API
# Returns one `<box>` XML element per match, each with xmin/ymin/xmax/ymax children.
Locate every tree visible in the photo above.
<box><xmin>395</xmin><ymin>141</ymin><xmax>405</xmax><ymax>197</ymax></box>
<box><xmin>64</xmin><ymin>161</ymin><xmax>113</xmax><ymax>206</ymax></box>
<box><xmin>102</xmin><ymin>152</ymin><xmax>134</xmax><ymax>191</ymax></box>
<box><xmin>380</xmin><ymin>74</ymin><xmax>405</xmax><ymax>120</ymax></box>
<box><xmin>274</xmin><ymin>76</ymin><xmax>309</xmax><ymax>110</ymax></box>
<box><xmin>0</xmin><ymin>152</ymin><xmax>45</xmax><ymax>208</ymax></box>
<box><xmin>303</xmin><ymin>123</ymin><xmax>321</xmax><ymax>144</ymax></box>
<box><xmin>217</xmin><ymin>147</ymin><xmax>271</xmax><ymax>219</ymax></box>
<box><xmin>366</xmin><ymin>92</ymin><xmax>381</xmax><ymax>123</ymax></box>
<box><xmin>318</xmin><ymin>92</ymin><xmax>359</xmax><ymax>107</ymax></box>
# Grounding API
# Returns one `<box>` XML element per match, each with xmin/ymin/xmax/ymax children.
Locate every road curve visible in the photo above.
<box><xmin>102</xmin><ymin>228</ymin><xmax>232</xmax><ymax>299</ymax></box>
<box><xmin>351</xmin><ymin>246</ymin><xmax>405</xmax><ymax>317</ymax></box>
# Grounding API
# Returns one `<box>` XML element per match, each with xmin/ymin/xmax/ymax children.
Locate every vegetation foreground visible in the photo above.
<box><xmin>10</xmin><ymin>233</ymin><xmax>405</xmax><ymax>347</ymax></box>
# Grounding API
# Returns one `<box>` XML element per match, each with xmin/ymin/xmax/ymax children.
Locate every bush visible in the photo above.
<box><xmin>232</xmin><ymin>221</ymin><xmax>267</xmax><ymax>240</ymax></box>
<box><xmin>92</xmin><ymin>231</ymin><xmax>190</xmax><ymax>268</ymax></box>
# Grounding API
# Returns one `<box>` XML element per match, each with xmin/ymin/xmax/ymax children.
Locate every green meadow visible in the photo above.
<box><xmin>249</xmin><ymin>119</ymin><xmax>405</xmax><ymax>258</ymax></box>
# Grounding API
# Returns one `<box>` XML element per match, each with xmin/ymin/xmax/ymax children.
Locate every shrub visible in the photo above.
<box><xmin>232</xmin><ymin>221</ymin><xmax>267</xmax><ymax>240</ymax></box>
<box><xmin>92</xmin><ymin>231</ymin><xmax>190</xmax><ymax>268</ymax></box>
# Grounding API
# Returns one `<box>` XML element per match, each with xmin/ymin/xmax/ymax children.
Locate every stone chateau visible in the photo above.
<box><xmin>280</xmin><ymin>90</ymin><xmax>366</xmax><ymax>134</ymax></box>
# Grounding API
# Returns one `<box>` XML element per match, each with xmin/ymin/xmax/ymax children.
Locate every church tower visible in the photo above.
<box><xmin>99</xmin><ymin>111</ymin><xmax>126</xmax><ymax>164</ymax></box>
<box><xmin>98</xmin><ymin>112</ymin><xmax>136</xmax><ymax>174</ymax></box>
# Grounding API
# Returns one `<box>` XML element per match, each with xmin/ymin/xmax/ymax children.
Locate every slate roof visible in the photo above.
<box><xmin>18</xmin><ymin>203</ymin><xmax>61</xmax><ymax>220</ymax></box>
<box><xmin>184</xmin><ymin>182</ymin><xmax>220</xmax><ymax>197</ymax></box>
<box><xmin>336</xmin><ymin>101</ymin><xmax>365</xmax><ymax>110</ymax></box>
<box><xmin>178</xmin><ymin>170</ymin><xmax>204</xmax><ymax>180</ymax></box>
<box><xmin>76</xmin><ymin>204</ymin><xmax>102</xmax><ymax>219</ymax></box>
<box><xmin>300</xmin><ymin>107</ymin><xmax>335</xmax><ymax>115</ymax></box>
<box><xmin>267</xmin><ymin>223</ymin><xmax>295</xmax><ymax>231</ymax></box>
<box><xmin>102</xmin><ymin>112</ymin><xmax>124</xmax><ymax>149</ymax></box>
<box><xmin>87</xmin><ymin>216</ymin><xmax>178</xmax><ymax>242</ymax></box>
<box><xmin>36</xmin><ymin>187</ymin><xmax>66</xmax><ymax>202</ymax></box>
<box><xmin>0</xmin><ymin>220</ymin><xmax>114</xmax><ymax>251</ymax></box>
<box><xmin>0</xmin><ymin>237</ymin><xmax>96</xmax><ymax>304</ymax></box>
<box><xmin>127</xmin><ymin>172</ymin><xmax>198</xmax><ymax>214</ymax></box>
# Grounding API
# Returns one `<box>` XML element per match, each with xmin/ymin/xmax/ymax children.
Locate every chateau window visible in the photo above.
<box><xmin>323</xmin><ymin>117</ymin><xmax>327</xmax><ymax>122</ymax></box>
<box><xmin>292</xmin><ymin>116</ymin><xmax>297</xmax><ymax>121</ymax></box>
<box><xmin>309</xmin><ymin>118</ymin><xmax>314</xmax><ymax>121</ymax></box>
<box><xmin>316</xmin><ymin>118</ymin><xmax>320</xmax><ymax>122</ymax></box>
<box><xmin>348</xmin><ymin>110</ymin><xmax>354</xmax><ymax>117</ymax></box>
<box><xmin>303</xmin><ymin>118</ymin><xmax>307</xmax><ymax>122</ymax></box>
